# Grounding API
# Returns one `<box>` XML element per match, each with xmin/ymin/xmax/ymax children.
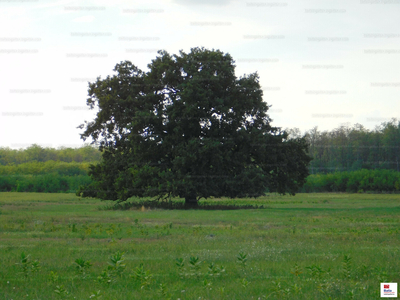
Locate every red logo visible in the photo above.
<box><xmin>384</xmin><ymin>285</ymin><xmax>390</xmax><ymax>289</ymax></box>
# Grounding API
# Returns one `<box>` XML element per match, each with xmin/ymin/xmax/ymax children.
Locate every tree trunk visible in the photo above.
<box><xmin>184</xmin><ymin>195</ymin><xmax>198</xmax><ymax>208</ymax></box>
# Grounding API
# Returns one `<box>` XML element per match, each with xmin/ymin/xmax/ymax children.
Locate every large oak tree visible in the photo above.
<box><xmin>77</xmin><ymin>47</ymin><xmax>311</xmax><ymax>205</ymax></box>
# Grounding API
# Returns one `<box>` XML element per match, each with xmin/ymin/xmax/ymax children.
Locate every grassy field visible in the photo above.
<box><xmin>0</xmin><ymin>192</ymin><xmax>399</xmax><ymax>299</ymax></box>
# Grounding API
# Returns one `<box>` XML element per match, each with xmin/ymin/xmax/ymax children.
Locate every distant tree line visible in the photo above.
<box><xmin>287</xmin><ymin>118</ymin><xmax>400</xmax><ymax>174</ymax></box>
<box><xmin>0</xmin><ymin>161</ymin><xmax>90</xmax><ymax>176</ymax></box>
<box><xmin>0</xmin><ymin>119</ymin><xmax>399</xmax><ymax>194</ymax></box>
<box><xmin>0</xmin><ymin>144</ymin><xmax>102</xmax><ymax>165</ymax></box>
<box><xmin>2</xmin><ymin>119</ymin><xmax>399</xmax><ymax>174</ymax></box>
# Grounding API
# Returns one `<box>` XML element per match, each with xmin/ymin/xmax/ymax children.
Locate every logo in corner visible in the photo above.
<box><xmin>381</xmin><ymin>283</ymin><xmax>397</xmax><ymax>298</ymax></box>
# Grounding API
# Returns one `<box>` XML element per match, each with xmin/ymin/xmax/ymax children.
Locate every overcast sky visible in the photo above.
<box><xmin>1</xmin><ymin>0</ymin><xmax>399</xmax><ymax>149</ymax></box>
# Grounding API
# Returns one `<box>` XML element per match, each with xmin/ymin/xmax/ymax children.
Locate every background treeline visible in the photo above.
<box><xmin>0</xmin><ymin>160</ymin><xmax>91</xmax><ymax>175</ymax></box>
<box><xmin>1</xmin><ymin>119</ymin><xmax>399</xmax><ymax>194</ymax></box>
<box><xmin>0</xmin><ymin>145</ymin><xmax>97</xmax><ymax>193</ymax></box>
<box><xmin>287</xmin><ymin>118</ymin><xmax>400</xmax><ymax>174</ymax></box>
<box><xmin>0</xmin><ymin>144</ymin><xmax>101</xmax><ymax>165</ymax></box>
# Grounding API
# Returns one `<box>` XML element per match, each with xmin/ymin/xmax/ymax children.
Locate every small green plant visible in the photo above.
<box><xmin>266</xmin><ymin>281</ymin><xmax>288</xmax><ymax>299</ymax></box>
<box><xmin>131</xmin><ymin>263</ymin><xmax>153</xmax><ymax>289</ymax></box>
<box><xmin>175</xmin><ymin>257</ymin><xmax>185</xmax><ymax>277</ymax></box>
<box><xmin>17</xmin><ymin>252</ymin><xmax>40</xmax><ymax>278</ymax></box>
<box><xmin>17</xmin><ymin>252</ymin><xmax>30</xmax><ymax>278</ymax></box>
<box><xmin>291</xmin><ymin>263</ymin><xmax>303</xmax><ymax>277</ymax></box>
<box><xmin>74</xmin><ymin>258</ymin><xmax>93</xmax><ymax>278</ymax></box>
<box><xmin>175</xmin><ymin>257</ymin><xmax>185</xmax><ymax>269</ymax></box>
<box><xmin>358</xmin><ymin>264</ymin><xmax>372</xmax><ymax>278</ymax></box>
<box><xmin>203</xmin><ymin>278</ymin><xmax>213</xmax><ymax>291</ymax></box>
<box><xmin>70</xmin><ymin>223</ymin><xmax>77</xmax><ymax>232</ymax></box>
<box><xmin>163</xmin><ymin>222</ymin><xmax>173</xmax><ymax>229</ymax></box>
<box><xmin>140</xmin><ymin>228</ymin><xmax>149</xmax><ymax>236</ymax></box>
<box><xmin>237</xmin><ymin>251</ymin><xmax>248</xmax><ymax>269</ymax></box>
<box><xmin>97</xmin><ymin>270</ymin><xmax>113</xmax><ymax>286</ymax></box>
<box><xmin>89</xmin><ymin>290</ymin><xmax>102</xmax><ymax>299</ymax></box>
<box><xmin>342</xmin><ymin>255</ymin><xmax>352</xmax><ymax>278</ymax></box>
<box><xmin>54</xmin><ymin>285</ymin><xmax>70</xmax><ymax>299</ymax></box>
<box><xmin>189</xmin><ymin>256</ymin><xmax>202</xmax><ymax>276</ymax></box>
<box><xmin>317</xmin><ymin>282</ymin><xmax>328</xmax><ymax>297</ymax></box>
<box><xmin>207</xmin><ymin>262</ymin><xmax>225</xmax><ymax>277</ymax></box>
<box><xmin>108</xmin><ymin>251</ymin><xmax>126</xmax><ymax>277</ymax></box>
<box><xmin>291</xmin><ymin>283</ymin><xmax>302</xmax><ymax>296</ymax></box>
<box><xmin>31</xmin><ymin>259</ymin><xmax>41</xmax><ymax>274</ymax></box>
<box><xmin>306</xmin><ymin>264</ymin><xmax>327</xmax><ymax>280</ymax></box>
<box><xmin>48</xmin><ymin>271</ymin><xmax>59</xmax><ymax>284</ymax></box>
<box><xmin>347</xmin><ymin>289</ymin><xmax>355</xmax><ymax>300</ymax></box>
<box><xmin>98</xmin><ymin>251</ymin><xmax>126</xmax><ymax>285</ymax></box>
<box><xmin>240</xmin><ymin>277</ymin><xmax>250</xmax><ymax>288</ymax></box>
<box><xmin>158</xmin><ymin>283</ymin><xmax>171</xmax><ymax>299</ymax></box>
<box><xmin>218</xmin><ymin>287</ymin><xmax>225</xmax><ymax>298</ymax></box>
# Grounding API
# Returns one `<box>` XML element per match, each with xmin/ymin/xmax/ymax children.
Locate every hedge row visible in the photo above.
<box><xmin>0</xmin><ymin>160</ymin><xmax>92</xmax><ymax>176</ymax></box>
<box><xmin>301</xmin><ymin>169</ymin><xmax>400</xmax><ymax>193</ymax></box>
<box><xmin>0</xmin><ymin>174</ymin><xmax>92</xmax><ymax>193</ymax></box>
<box><xmin>1</xmin><ymin>169</ymin><xmax>399</xmax><ymax>194</ymax></box>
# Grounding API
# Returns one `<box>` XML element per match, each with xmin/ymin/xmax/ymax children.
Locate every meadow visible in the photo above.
<box><xmin>0</xmin><ymin>192</ymin><xmax>399</xmax><ymax>299</ymax></box>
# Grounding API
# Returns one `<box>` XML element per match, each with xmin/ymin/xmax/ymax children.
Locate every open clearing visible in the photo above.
<box><xmin>0</xmin><ymin>192</ymin><xmax>399</xmax><ymax>299</ymax></box>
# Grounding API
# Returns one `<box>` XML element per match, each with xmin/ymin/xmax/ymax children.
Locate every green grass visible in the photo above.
<box><xmin>0</xmin><ymin>192</ymin><xmax>399</xmax><ymax>299</ymax></box>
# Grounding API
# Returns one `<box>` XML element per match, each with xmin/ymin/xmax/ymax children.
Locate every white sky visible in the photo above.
<box><xmin>1</xmin><ymin>0</ymin><xmax>399</xmax><ymax>149</ymax></box>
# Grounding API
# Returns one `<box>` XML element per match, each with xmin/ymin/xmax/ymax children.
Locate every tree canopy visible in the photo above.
<box><xmin>77</xmin><ymin>47</ymin><xmax>311</xmax><ymax>205</ymax></box>
<box><xmin>302</xmin><ymin>119</ymin><xmax>400</xmax><ymax>174</ymax></box>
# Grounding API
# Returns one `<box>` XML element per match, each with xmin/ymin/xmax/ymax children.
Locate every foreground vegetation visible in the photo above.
<box><xmin>0</xmin><ymin>193</ymin><xmax>399</xmax><ymax>299</ymax></box>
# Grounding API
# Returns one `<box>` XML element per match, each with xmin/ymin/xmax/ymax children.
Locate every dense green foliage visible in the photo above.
<box><xmin>78</xmin><ymin>47</ymin><xmax>311</xmax><ymax>203</ymax></box>
<box><xmin>298</xmin><ymin>119</ymin><xmax>400</xmax><ymax>173</ymax></box>
<box><xmin>0</xmin><ymin>144</ymin><xmax>101</xmax><ymax>165</ymax></box>
<box><xmin>0</xmin><ymin>160</ymin><xmax>93</xmax><ymax>193</ymax></box>
<box><xmin>0</xmin><ymin>174</ymin><xmax>91</xmax><ymax>192</ymax></box>
<box><xmin>0</xmin><ymin>146</ymin><xmax>98</xmax><ymax>193</ymax></box>
<box><xmin>301</xmin><ymin>168</ymin><xmax>400</xmax><ymax>193</ymax></box>
<box><xmin>0</xmin><ymin>160</ymin><xmax>91</xmax><ymax>175</ymax></box>
<box><xmin>1</xmin><ymin>192</ymin><xmax>399</xmax><ymax>299</ymax></box>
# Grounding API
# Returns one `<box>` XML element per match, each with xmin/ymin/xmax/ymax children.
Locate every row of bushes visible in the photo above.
<box><xmin>301</xmin><ymin>169</ymin><xmax>400</xmax><ymax>193</ymax></box>
<box><xmin>1</xmin><ymin>168</ymin><xmax>399</xmax><ymax>194</ymax></box>
<box><xmin>0</xmin><ymin>174</ymin><xmax>92</xmax><ymax>193</ymax></box>
<box><xmin>0</xmin><ymin>160</ymin><xmax>92</xmax><ymax>176</ymax></box>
